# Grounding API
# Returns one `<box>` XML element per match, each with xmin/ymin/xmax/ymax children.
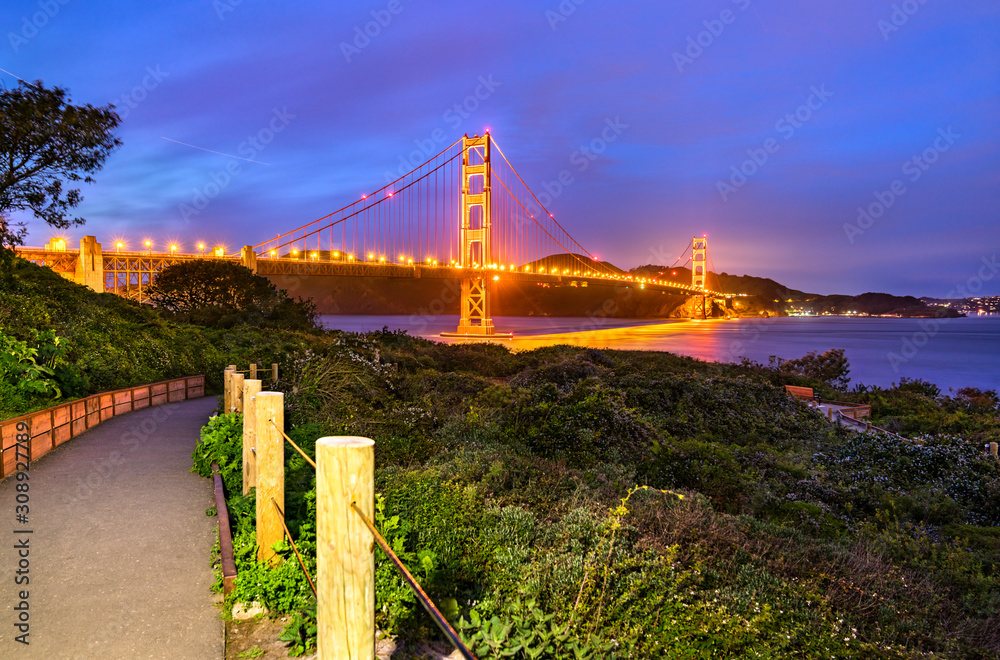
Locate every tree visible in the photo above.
<box><xmin>147</xmin><ymin>260</ymin><xmax>318</xmax><ymax>331</ymax></box>
<box><xmin>0</xmin><ymin>79</ymin><xmax>122</xmax><ymax>253</ymax></box>
<box><xmin>778</xmin><ymin>348</ymin><xmax>851</xmax><ymax>390</ymax></box>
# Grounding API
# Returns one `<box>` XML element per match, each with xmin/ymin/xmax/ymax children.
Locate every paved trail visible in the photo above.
<box><xmin>0</xmin><ymin>397</ymin><xmax>223</xmax><ymax>659</ymax></box>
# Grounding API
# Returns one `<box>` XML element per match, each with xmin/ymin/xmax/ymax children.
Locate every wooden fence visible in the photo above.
<box><xmin>0</xmin><ymin>375</ymin><xmax>205</xmax><ymax>479</ymax></box>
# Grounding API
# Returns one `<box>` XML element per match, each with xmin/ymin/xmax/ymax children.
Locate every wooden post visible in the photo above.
<box><xmin>990</xmin><ymin>442</ymin><xmax>998</xmax><ymax>459</ymax></box>
<box><xmin>828</xmin><ymin>407</ymin><xmax>834</xmax><ymax>420</ymax></box>
<box><xmin>316</xmin><ymin>436</ymin><xmax>375</xmax><ymax>660</ymax></box>
<box><xmin>866</xmin><ymin>421</ymin><xmax>872</xmax><ymax>432</ymax></box>
<box><xmin>272</xmin><ymin>363</ymin><xmax>279</xmax><ymax>383</ymax></box>
<box><xmin>224</xmin><ymin>365</ymin><xmax>237</xmax><ymax>413</ymax></box>
<box><xmin>255</xmin><ymin>392</ymin><xmax>284</xmax><ymax>564</ymax></box>
<box><xmin>250</xmin><ymin>363</ymin><xmax>257</xmax><ymax>380</ymax></box>
<box><xmin>232</xmin><ymin>373</ymin><xmax>245</xmax><ymax>413</ymax></box>
<box><xmin>242</xmin><ymin>379</ymin><xmax>262</xmax><ymax>496</ymax></box>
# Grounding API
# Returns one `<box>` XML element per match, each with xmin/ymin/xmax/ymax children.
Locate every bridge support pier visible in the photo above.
<box><xmin>75</xmin><ymin>236</ymin><xmax>105</xmax><ymax>293</ymax></box>
<box><xmin>241</xmin><ymin>245</ymin><xmax>258</xmax><ymax>274</ymax></box>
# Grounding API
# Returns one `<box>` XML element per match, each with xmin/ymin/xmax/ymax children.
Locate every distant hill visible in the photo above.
<box><xmin>523</xmin><ymin>253</ymin><xmax>626</xmax><ymax>276</ymax></box>
<box><xmin>631</xmin><ymin>265</ymin><xmax>811</xmax><ymax>301</ymax></box>
<box><xmin>794</xmin><ymin>292</ymin><xmax>962</xmax><ymax>318</ymax></box>
<box><xmin>627</xmin><ymin>264</ymin><xmax>961</xmax><ymax>318</ymax></box>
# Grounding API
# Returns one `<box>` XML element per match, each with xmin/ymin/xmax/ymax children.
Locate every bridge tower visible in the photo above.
<box><xmin>454</xmin><ymin>133</ymin><xmax>495</xmax><ymax>336</ymax></box>
<box><xmin>692</xmin><ymin>235</ymin><xmax>707</xmax><ymax>290</ymax></box>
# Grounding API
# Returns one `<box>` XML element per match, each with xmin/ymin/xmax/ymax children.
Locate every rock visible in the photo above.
<box><xmin>232</xmin><ymin>601</ymin><xmax>268</xmax><ymax>620</ymax></box>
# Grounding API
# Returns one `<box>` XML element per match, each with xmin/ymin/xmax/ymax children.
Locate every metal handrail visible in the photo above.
<box><xmin>350</xmin><ymin>502</ymin><xmax>477</xmax><ymax>660</ymax></box>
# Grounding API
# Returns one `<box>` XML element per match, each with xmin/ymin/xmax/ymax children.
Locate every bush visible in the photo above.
<box><xmin>148</xmin><ymin>260</ymin><xmax>318</xmax><ymax>331</ymax></box>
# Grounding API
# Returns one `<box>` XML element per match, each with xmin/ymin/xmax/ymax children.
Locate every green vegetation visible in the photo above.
<box><xmin>3</xmin><ymin>256</ymin><xmax>997</xmax><ymax>658</ymax></box>
<box><xmin>193</xmin><ymin>331</ymin><xmax>999</xmax><ymax>659</ymax></box>
<box><xmin>148</xmin><ymin>260</ymin><xmax>317</xmax><ymax>331</ymax></box>
<box><xmin>0</xmin><ymin>258</ymin><xmax>322</xmax><ymax>418</ymax></box>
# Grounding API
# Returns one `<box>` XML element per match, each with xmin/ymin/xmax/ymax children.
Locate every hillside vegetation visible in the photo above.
<box><xmin>3</xmin><ymin>257</ymin><xmax>997</xmax><ymax>658</ymax></box>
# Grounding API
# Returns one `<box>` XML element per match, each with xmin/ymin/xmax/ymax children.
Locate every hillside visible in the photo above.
<box><xmin>3</xmin><ymin>256</ymin><xmax>999</xmax><ymax>658</ymax></box>
<box><xmin>628</xmin><ymin>264</ymin><xmax>962</xmax><ymax>317</ymax></box>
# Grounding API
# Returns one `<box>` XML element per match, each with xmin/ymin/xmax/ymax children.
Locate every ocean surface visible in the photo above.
<box><xmin>319</xmin><ymin>315</ymin><xmax>1000</xmax><ymax>393</ymax></box>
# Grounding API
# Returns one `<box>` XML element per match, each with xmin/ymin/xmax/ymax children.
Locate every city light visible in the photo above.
<box><xmin>213</xmin><ymin>246</ymin><xmax>225</xmax><ymax>257</ymax></box>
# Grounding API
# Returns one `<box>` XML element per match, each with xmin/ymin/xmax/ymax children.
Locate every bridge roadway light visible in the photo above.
<box><xmin>348</xmin><ymin>254</ymin><xmax>354</xmax><ymax>261</ymax></box>
<box><xmin>198</xmin><ymin>243</ymin><xmax>206</xmax><ymax>255</ymax></box>
<box><xmin>116</xmin><ymin>241</ymin><xmax>124</xmax><ymax>253</ymax></box>
<box><xmin>368</xmin><ymin>253</ymin><xmax>374</xmax><ymax>260</ymax></box>
<box><xmin>170</xmin><ymin>244</ymin><xmax>177</xmax><ymax>254</ymax></box>
<box><xmin>144</xmin><ymin>240</ymin><xmax>152</xmax><ymax>254</ymax></box>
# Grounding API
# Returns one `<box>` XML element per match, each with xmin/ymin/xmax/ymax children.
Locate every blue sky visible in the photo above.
<box><xmin>3</xmin><ymin>0</ymin><xmax>998</xmax><ymax>296</ymax></box>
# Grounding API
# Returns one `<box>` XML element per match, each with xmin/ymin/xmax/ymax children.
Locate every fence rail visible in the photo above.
<box><xmin>223</xmin><ymin>364</ymin><xmax>477</xmax><ymax>659</ymax></box>
<box><xmin>0</xmin><ymin>375</ymin><xmax>205</xmax><ymax>479</ymax></box>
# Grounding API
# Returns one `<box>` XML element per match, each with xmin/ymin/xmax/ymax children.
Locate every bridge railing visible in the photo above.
<box><xmin>0</xmin><ymin>375</ymin><xmax>205</xmax><ymax>480</ymax></box>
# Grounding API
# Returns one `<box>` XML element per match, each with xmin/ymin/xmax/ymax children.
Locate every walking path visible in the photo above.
<box><xmin>0</xmin><ymin>396</ymin><xmax>223</xmax><ymax>659</ymax></box>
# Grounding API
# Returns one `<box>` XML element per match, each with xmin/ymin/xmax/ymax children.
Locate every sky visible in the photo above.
<box><xmin>2</xmin><ymin>0</ymin><xmax>998</xmax><ymax>297</ymax></box>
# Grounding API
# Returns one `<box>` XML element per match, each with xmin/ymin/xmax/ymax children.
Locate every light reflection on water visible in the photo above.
<box><xmin>320</xmin><ymin>315</ymin><xmax>1000</xmax><ymax>392</ymax></box>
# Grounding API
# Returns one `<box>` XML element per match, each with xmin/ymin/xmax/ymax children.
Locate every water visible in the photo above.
<box><xmin>319</xmin><ymin>314</ymin><xmax>1000</xmax><ymax>393</ymax></box>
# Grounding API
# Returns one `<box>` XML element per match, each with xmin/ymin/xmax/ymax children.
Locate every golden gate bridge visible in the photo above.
<box><xmin>17</xmin><ymin>133</ymin><xmax>730</xmax><ymax>336</ymax></box>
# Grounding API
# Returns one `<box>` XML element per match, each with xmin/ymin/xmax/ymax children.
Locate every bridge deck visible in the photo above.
<box><xmin>0</xmin><ymin>397</ymin><xmax>223</xmax><ymax>659</ymax></box>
